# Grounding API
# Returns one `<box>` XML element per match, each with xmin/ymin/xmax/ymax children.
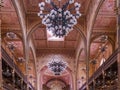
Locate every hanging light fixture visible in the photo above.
<box><xmin>17</xmin><ymin>57</ymin><xmax>25</xmax><ymax>63</ymax></box>
<box><xmin>38</xmin><ymin>0</ymin><xmax>81</xmax><ymax>37</ymax></box>
<box><xmin>47</xmin><ymin>59</ymin><xmax>67</xmax><ymax>75</ymax></box>
<box><xmin>7</xmin><ymin>42</ymin><xmax>17</xmax><ymax>51</ymax></box>
<box><xmin>6</xmin><ymin>32</ymin><xmax>16</xmax><ymax>39</ymax></box>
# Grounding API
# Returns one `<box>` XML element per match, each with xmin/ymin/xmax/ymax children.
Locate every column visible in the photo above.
<box><xmin>0</xmin><ymin>20</ymin><xmax>2</xmax><ymax>90</ymax></box>
<box><xmin>72</xmin><ymin>72</ymin><xmax>76</xmax><ymax>90</ymax></box>
<box><xmin>0</xmin><ymin>58</ymin><xmax>2</xmax><ymax>90</ymax></box>
<box><xmin>116</xmin><ymin>0</ymin><xmax>120</xmax><ymax>89</ymax></box>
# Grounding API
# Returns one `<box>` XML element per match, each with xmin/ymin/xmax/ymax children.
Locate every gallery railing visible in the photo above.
<box><xmin>1</xmin><ymin>46</ymin><xmax>35</xmax><ymax>90</ymax></box>
<box><xmin>79</xmin><ymin>48</ymin><xmax>118</xmax><ymax>90</ymax></box>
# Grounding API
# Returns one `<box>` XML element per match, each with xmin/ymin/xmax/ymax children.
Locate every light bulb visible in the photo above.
<box><xmin>47</xmin><ymin>23</ymin><xmax>52</xmax><ymax>27</ymax></box>
<box><xmin>74</xmin><ymin>2</ymin><xmax>80</xmax><ymax>7</ymax></box>
<box><xmin>38</xmin><ymin>13</ymin><xmax>40</xmax><ymax>16</ymax></box>
<box><xmin>51</xmin><ymin>14</ymin><xmax>55</xmax><ymax>18</ymax></box>
<box><xmin>63</xmin><ymin>26</ymin><xmax>66</xmax><ymax>30</ymax></box>
<box><xmin>46</xmin><ymin>18</ymin><xmax>50</xmax><ymax>23</ymax></box>
<box><xmin>74</xmin><ymin>20</ymin><xmax>77</xmax><ymax>25</ymax></box>
<box><xmin>59</xmin><ymin>13</ymin><xmax>62</xmax><ymax>17</ymax></box>
<box><xmin>40</xmin><ymin>2</ymin><xmax>45</xmax><ymax>6</ymax></box>
<box><xmin>40</xmin><ymin>14</ymin><xmax>44</xmax><ymax>18</ymax></box>
<box><xmin>42</xmin><ymin>19</ymin><xmax>45</xmax><ymax>24</ymax></box>
<box><xmin>40</xmin><ymin>11</ymin><xmax>43</xmax><ymax>14</ymax></box>
<box><xmin>69</xmin><ymin>27</ymin><xmax>73</xmax><ymax>31</ymax></box>
<box><xmin>75</xmin><ymin>7</ymin><xmax>80</xmax><ymax>11</ymax></box>
<box><xmin>69</xmin><ymin>0</ymin><xmax>74</xmax><ymax>4</ymax></box>
<box><xmin>45</xmin><ymin>0</ymin><xmax>51</xmax><ymax>3</ymax></box>
<box><xmin>76</xmin><ymin>11</ymin><xmax>81</xmax><ymax>18</ymax></box>
<box><xmin>66</xmin><ymin>27</ymin><xmax>69</xmax><ymax>31</ymax></box>
<box><xmin>59</xmin><ymin>25</ymin><xmax>62</xmax><ymax>29</ymax></box>
<box><xmin>58</xmin><ymin>8</ymin><xmax>62</xmax><ymax>12</ymax></box>
<box><xmin>70</xmin><ymin>19</ymin><xmax>74</xmax><ymax>23</ymax></box>
<box><xmin>39</xmin><ymin>2</ymin><xmax>45</xmax><ymax>10</ymax></box>
<box><xmin>55</xmin><ymin>26</ymin><xmax>58</xmax><ymax>29</ymax></box>
<box><xmin>40</xmin><ymin>7</ymin><xmax>44</xmax><ymax>10</ymax></box>
<box><xmin>65</xmin><ymin>15</ymin><xmax>69</xmax><ymax>19</ymax></box>
<box><xmin>38</xmin><ymin>11</ymin><xmax>43</xmax><ymax>17</ymax></box>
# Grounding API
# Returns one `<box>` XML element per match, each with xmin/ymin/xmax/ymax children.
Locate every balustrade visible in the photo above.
<box><xmin>79</xmin><ymin>49</ymin><xmax>119</xmax><ymax>90</ymax></box>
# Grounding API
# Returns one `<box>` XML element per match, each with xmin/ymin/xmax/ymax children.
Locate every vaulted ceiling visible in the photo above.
<box><xmin>1</xmin><ymin>0</ymin><xmax>117</xmax><ymax>89</ymax></box>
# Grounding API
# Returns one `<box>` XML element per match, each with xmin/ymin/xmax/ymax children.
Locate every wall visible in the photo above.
<box><xmin>36</xmin><ymin>49</ymin><xmax>75</xmax><ymax>90</ymax></box>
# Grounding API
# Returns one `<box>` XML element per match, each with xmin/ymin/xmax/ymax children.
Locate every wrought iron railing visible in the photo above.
<box><xmin>1</xmin><ymin>46</ymin><xmax>35</xmax><ymax>90</ymax></box>
<box><xmin>79</xmin><ymin>49</ymin><xmax>118</xmax><ymax>90</ymax></box>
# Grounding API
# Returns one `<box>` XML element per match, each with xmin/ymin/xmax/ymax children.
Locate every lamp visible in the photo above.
<box><xmin>38</xmin><ymin>0</ymin><xmax>81</xmax><ymax>37</ymax></box>
<box><xmin>7</xmin><ymin>42</ymin><xmax>17</xmax><ymax>51</ymax></box>
<box><xmin>47</xmin><ymin>59</ymin><xmax>67</xmax><ymax>75</ymax></box>
<box><xmin>17</xmin><ymin>57</ymin><xmax>25</xmax><ymax>63</ymax></box>
<box><xmin>6</xmin><ymin>32</ymin><xmax>16</xmax><ymax>39</ymax></box>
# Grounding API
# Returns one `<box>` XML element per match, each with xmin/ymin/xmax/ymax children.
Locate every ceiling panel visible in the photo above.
<box><xmin>48</xmin><ymin>41</ymin><xmax>64</xmax><ymax>48</ymax></box>
<box><xmin>1</xmin><ymin>12</ymin><xmax>19</xmax><ymax>25</ymax></box>
<box><xmin>65</xmin><ymin>30</ymin><xmax>79</xmax><ymax>41</ymax></box>
<box><xmin>33</xmin><ymin>29</ymin><xmax>47</xmax><ymax>40</ymax></box>
<box><xmin>64</xmin><ymin>41</ymin><xmax>77</xmax><ymax>49</ymax></box>
<box><xmin>1</xmin><ymin>0</ymin><xmax>15</xmax><ymax>12</ymax></box>
<box><xmin>99</xmin><ymin>0</ymin><xmax>115</xmax><ymax>13</ymax></box>
<box><xmin>35</xmin><ymin>40</ymin><xmax>47</xmax><ymax>48</ymax></box>
<box><xmin>94</xmin><ymin>15</ymin><xmax>116</xmax><ymax>29</ymax></box>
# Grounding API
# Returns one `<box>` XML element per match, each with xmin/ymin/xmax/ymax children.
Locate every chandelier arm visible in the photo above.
<box><xmin>62</xmin><ymin>1</ymin><xmax>69</xmax><ymax>11</ymax></box>
<box><xmin>43</xmin><ymin>4</ymin><xmax>54</xmax><ymax>11</ymax></box>
<box><xmin>50</xmin><ymin>1</ymin><xmax>58</xmax><ymax>10</ymax></box>
<box><xmin>58</xmin><ymin>0</ymin><xmax>61</xmax><ymax>8</ymax></box>
<box><xmin>68</xmin><ymin>7</ymin><xmax>77</xmax><ymax>12</ymax></box>
<box><xmin>43</xmin><ymin>8</ymin><xmax>52</xmax><ymax>12</ymax></box>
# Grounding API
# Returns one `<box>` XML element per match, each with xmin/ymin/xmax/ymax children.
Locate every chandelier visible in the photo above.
<box><xmin>47</xmin><ymin>59</ymin><xmax>67</xmax><ymax>75</ymax></box>
<box><xmin>38</xmin><ymin>0</ymin><xmax>81</xmax><ymax>37</ymax></box>
<box><xmin>6</xmin><ymin>32</ymin><xmax>16</xmax><ymax>39</ymax></box>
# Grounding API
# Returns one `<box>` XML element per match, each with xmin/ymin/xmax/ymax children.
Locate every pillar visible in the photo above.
<box><xmin>0</xmin><ymin>20</ymin><xmax>2</xmax><ymax>90</ymax></box>
<box><xmin>73</xmin><ymin>72</ymin><xmax>76</xmax><ymax>90</ymax></box>
<box><xmin>116</xmin><ymin>0</ymin><xmax>120</xmax><ymax>89</ymax></box>
<box><xmin>0</xmin><ymin>55</ymin><xmax>2</xmax><ymax>90</ymax></box>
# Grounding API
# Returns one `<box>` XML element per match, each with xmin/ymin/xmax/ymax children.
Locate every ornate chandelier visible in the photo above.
<box><xmin>38</xmin><ymin>0</ymin><xmax>81</xmax><ymax>37</ymax></box>
<box><xmin>47</xmin><ymin>59</ymin><xmax>67</xmax><ymax>75</ymax></box>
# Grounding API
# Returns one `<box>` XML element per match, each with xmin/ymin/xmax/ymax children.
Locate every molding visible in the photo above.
<box><xmin>36</xmin><ymin>48</ymin><xmax>75</xmax><ymax>53</ymax></box>
<box><xmin>98</xmin><ymin>11</ymin><xmax>116</xmax><ymax>17</ymax></box>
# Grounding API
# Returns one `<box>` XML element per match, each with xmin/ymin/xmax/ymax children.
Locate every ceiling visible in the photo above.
<box><xmin>1</xmin><ymin>0</ymin><xmax>117</xmax><ymax>88</ymax></box>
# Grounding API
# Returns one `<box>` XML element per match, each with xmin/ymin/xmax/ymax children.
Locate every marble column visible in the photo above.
<box><xmin>116</xmin><ymin>0</ymin><xmax>120</xmax><ymax>89</ymax></box>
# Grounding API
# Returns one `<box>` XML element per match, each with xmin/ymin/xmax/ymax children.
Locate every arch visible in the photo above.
<box><xmin>27</xmin><ymin>22</ymin><xmax>86</xmax><ymax>44</ymax></box>
<box><xmin>46</xmin><ymin>78</ymin><xmax>67</xmax><ymax>85</ymax></box>
<box><xmin>90</xmin><ymin>34</ymin><xmax>115</xmax><ymax>51</ymax></box>
<box><xmin>39</xmin><ymin>65</ymin><xmax>73</xmax><ymax>90</ymax></box>
<box><xmin>91</xmin><ymin>34</ymin><xmax>114</xmax><ymax>44</ymax></box>
<box><xmin>87</xmin><ymin>0</ymin><xmax>105</xmax><ymax>40</ymax></box>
